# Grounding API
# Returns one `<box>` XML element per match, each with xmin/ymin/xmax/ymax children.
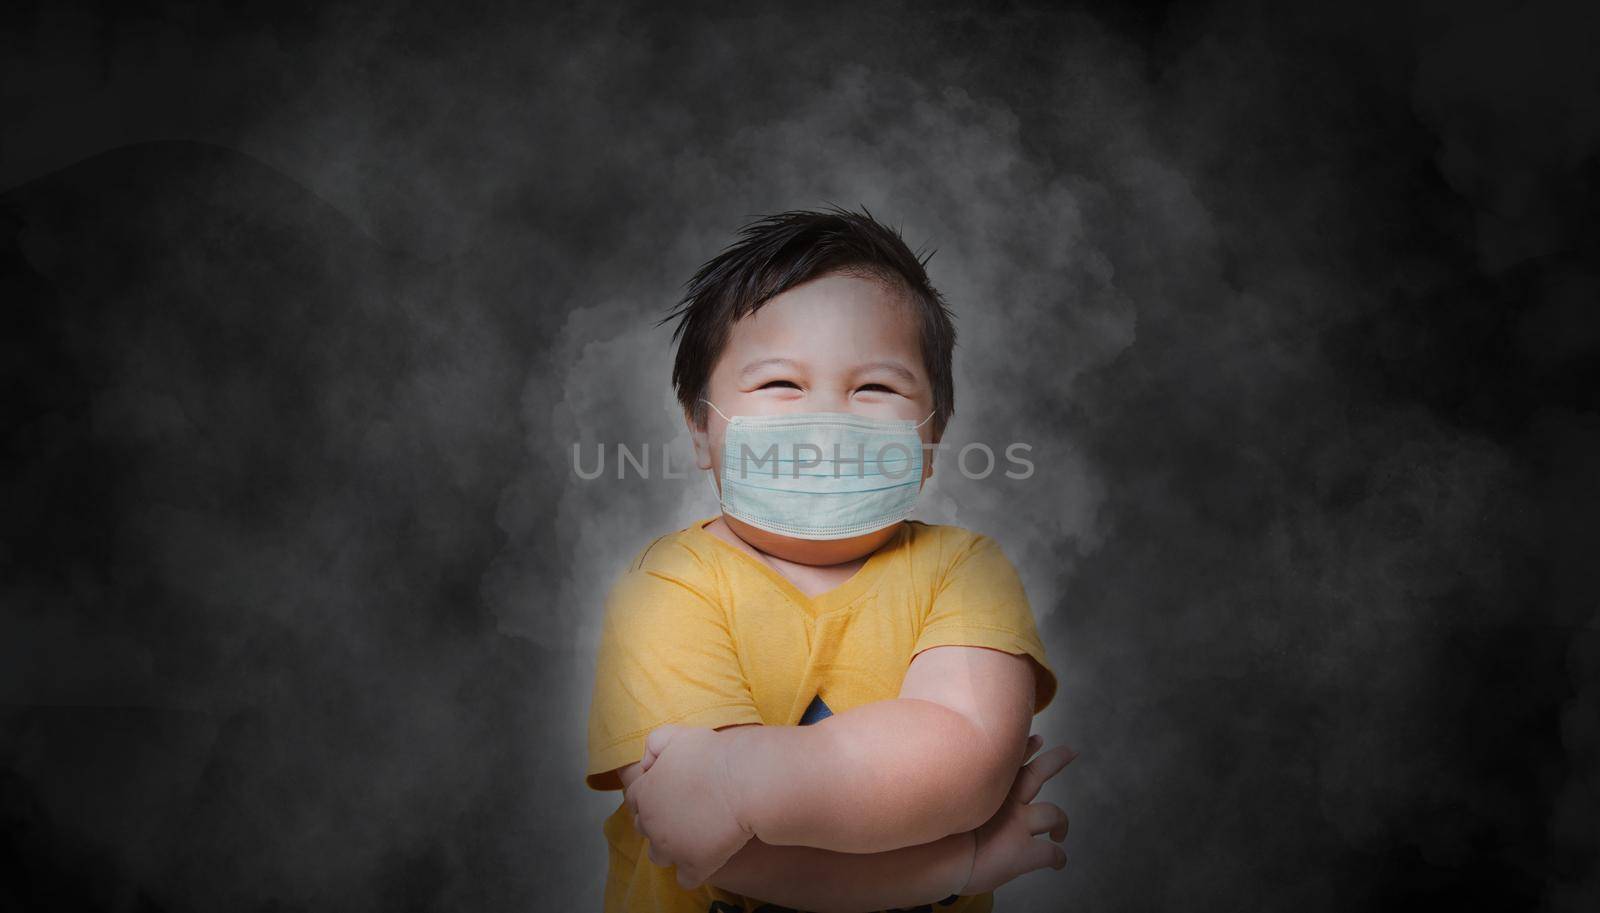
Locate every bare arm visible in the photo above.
<box><xmin>708</xmin><ymin>834</ymin><xmax>972</xmax><ymax>912</ymax></box>
<box><xmin>721</xmin><ymin>645</ymin><xmax>1039</xmax><ymax>854</ymax></box>
<box><xmin>619</xmin><ymin>755</ymin><xmax>975</xmax><ymax>913</ymax></box>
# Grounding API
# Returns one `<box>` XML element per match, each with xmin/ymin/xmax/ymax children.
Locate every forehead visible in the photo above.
<box><xmin>718</xmin><ymin>272</ymin><xmax>923</xmax><ymax>367</ymax></box>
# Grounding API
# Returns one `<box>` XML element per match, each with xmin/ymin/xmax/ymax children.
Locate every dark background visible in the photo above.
<box><xmin>3</xmin><ymin>0</ymin><xmax>1597</xmax><ymax>910</ymax></box>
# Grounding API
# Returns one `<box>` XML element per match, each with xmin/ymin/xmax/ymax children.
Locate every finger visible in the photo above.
<box><xmin>1011</xmin><ymin>745</ymin><xmax>1069</xmax><ymax>802</ymax></box>
<box><xmin>1021</xmin><ymin>734</ymin><xmax>1044</xmax><ymax>765</ymax></box>
<box><xmin>639</xmin><ymin>745</ymin><xmax>656</xmax><ymax>772</ymax></box>
<box><xmin>644</xmin><ymin>725</ymin><xmax>679</xmax><ymax>762</ymax></box>
<box><xmin>646</xmin><ymin>840</ymin><xmax>663</xmax><ymax>867</ymax></box>
<box><xmin>1011</xmin><ymin>744</ymin><xmax>1079</xmax><ymax>803</ymax></box>
<box><xmin>624</xmin><ymin>782</ymin><xmax>639</xmax><ymax>815</ymax></box>
<box><xmin>1008</xmin><ymin>835</ymin><xmax>1066</xmax><ymax>876</ymax></box>
<box><xmin>1042</xmin><ymin>839</ymin><xmax>1068</xmax><ymax>871</ymax></box>
<box><xmin>1024</xmin><ymin>801</ymin><xmax>1069</xmax><ymax>841</ymax></box>
<box><xmin>631</xmin><ymin>810</ymin><xmax>641</xmax><ymax>833</ymax></box>
<box><xmin>676</xmin><ymin>867</ymin><xmax>703</xmax><ymax>890</ymax></box>
<box><xmin>1022</xmin><ymin>743</ymin><xmax>1077</xmax><ymax>788</ymax></box>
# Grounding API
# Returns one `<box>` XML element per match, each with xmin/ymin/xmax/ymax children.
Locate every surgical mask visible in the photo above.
<box><xmin>701</xmin><ymin>400</ymin><xmax>936</xmax><ymax>540</ymax></box>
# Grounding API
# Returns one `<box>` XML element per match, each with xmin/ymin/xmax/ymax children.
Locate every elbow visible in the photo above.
<box><xmin>898</xmin><ymin>700</ymin><xmax>1027</xmax><ymax>838</ymax></box>
<box><xmin>951</xmin><ymin>761</ymin><xmax>1013</xmax><ymax>834</ymax></box>
<box><xmin>945</xmin><ymin>727</ymin><xmax>1018</xmax><ymax>835</ymax></box>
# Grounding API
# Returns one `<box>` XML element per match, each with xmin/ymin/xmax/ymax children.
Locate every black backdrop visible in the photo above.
<box><xmin>3</xmin><ymin>1</ymin><xmax>1597</xmax><ymax>910</ymax></box>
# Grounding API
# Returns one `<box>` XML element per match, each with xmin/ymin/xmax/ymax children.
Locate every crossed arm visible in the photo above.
<box><xmin>618</xmin><ymin>745</ymin><xmax>977</xmax><ymax>912</ymax></box>
<box><xmin>618</xmin><ymin>644</ymin><xmax>1041</xmax><ymax>910</ymax></box>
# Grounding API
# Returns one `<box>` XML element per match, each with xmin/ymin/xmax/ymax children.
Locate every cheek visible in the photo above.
<box><xmin>703</xmin><ymin>427</ymin><xmax>727</xmax><ymax>475</ymax></box>
<box><xmin>689</xmin><ymin>418</ymin><xmax>723</xmax><ymax>473</ymax></box>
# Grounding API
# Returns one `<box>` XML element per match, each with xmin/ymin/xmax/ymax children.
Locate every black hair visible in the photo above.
<box><xmin>663</xmin><ymin>204</ymin><xmax>957</xmax><ymax>434</ymax></box>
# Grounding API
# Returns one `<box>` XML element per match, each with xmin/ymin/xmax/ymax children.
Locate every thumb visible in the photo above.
<box><xmin>641</xmin><ymin>725</ymin><xmax>680</xmax><ymax>771</ymax></box>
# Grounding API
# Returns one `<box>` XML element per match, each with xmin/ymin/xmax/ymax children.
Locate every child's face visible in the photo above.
<box><xmin>688</xmin><ymin>270</ymin><xmax>940</xmax><ymax>563</ymax></box>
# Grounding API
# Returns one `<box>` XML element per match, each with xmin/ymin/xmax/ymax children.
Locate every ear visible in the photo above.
<box><xmin>686</xmin><ymin>409</ymin><xmax>713</xmax><ymax>471</ymax></box>
<box><xmin>922</xmin><ymin>420</ymin><xmax>942</xmax><ymax>482</ymax></box>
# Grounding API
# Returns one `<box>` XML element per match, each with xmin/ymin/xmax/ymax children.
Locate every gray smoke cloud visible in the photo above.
<box><xmin>2</xmin><ymin>1</ymin><xmax>1595</xmax><ymax>911</ymax></box>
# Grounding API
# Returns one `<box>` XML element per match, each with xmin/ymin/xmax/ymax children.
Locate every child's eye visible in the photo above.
<box><xmin>856</xmin><ymin>384</ymin><xmax>896</xmax><ymax>394</ymax></box>
<box><xmin>759</xmin><ymin>380</ymin><xmax>801</xmax><ymax>390</ymax></box>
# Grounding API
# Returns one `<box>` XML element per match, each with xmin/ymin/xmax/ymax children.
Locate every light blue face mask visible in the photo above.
<box><xmin>701</xmin><ymin>400</ymin><xmax>936</xmax><ymax>540</ymax></box>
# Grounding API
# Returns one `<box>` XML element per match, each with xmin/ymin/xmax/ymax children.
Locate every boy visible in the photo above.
<box><xmin>585</xmin><ymin>207</ymin><xmax>1076</xmax><ymax>912</ymax></box>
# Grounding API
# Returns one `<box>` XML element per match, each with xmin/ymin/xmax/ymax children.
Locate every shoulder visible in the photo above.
<box><xmin>604</xmin><ymin>521</ymin><xmax>726</xmax><ymax>611</ymax></box>
<box><xmin>625</xmin><ymin>522</ymin><xmax>722</xmax><ymax>577</ymax></box>
<box><xmin>900</xmin><ymin>522</ymin><xmax>1028</xmax><ymax>593</ymax></box>
<box><xmin>901</xmin><ymin>521</ymin><xmax>1005</xmax><ymax>567</ymax></box>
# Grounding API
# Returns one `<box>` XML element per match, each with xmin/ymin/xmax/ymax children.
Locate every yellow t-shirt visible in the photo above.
<box><xmin>585</xmin><ymin>518</ymin><xmax>1059</xmax><ymax>913</ymax></box>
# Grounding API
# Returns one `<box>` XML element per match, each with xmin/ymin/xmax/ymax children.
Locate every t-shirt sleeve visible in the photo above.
<box><xmin>585</xmin><ymin>539</ymin><xmax>764</xmax><ymax>791</ymax></box>
<box><xmin>912</xmin><ymin>531</ymin><xmax>1059</xmax><ymax>714</ymax></box>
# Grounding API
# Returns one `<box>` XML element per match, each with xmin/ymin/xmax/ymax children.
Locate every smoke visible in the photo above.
<box><xmin>2</xmin><ymin>0</ymin><xmax>1595</xmax><ymax>911</ymax></box>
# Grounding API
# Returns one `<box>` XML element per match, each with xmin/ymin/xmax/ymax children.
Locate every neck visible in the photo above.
<box><xmin>710</xmin><ymin>515</ymin><xmax>901</xmax><ymax>567</ymax></box>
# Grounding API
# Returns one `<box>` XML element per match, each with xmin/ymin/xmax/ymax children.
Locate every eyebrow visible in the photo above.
<box><xmin>855</xmin><ymin>361</ymin><xmax>920</xmax><ymax>385</ymax></box>
<box><xmin>738</xmin><ymin>357</ymin><xmax>802</xmax><ymax>381</ymax></box>
<box><xmin>737</xmin><ymin>357</ymin><xmax>920</xmax><ymax>385</ymax></box>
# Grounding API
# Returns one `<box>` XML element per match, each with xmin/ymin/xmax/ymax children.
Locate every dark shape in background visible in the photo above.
<box><xmin>2</xmin><ymin>1</ymin><xmax>1597</xmax><ymax>911</ymax></box>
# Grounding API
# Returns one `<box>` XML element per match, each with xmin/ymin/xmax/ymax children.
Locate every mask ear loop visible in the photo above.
<box><xmin>698</xmin><ymin>398</ymin><xmax>733</xmax><ymax>424</ymax></box>
<box><xmin>695</xmin><ymin>400</ymin><xmax>730</xmax><ymax>512</ymax></box>
<box><xmin>911</xmin><ymin>412</ymin><xmax>938</xmax><ymax>484</ymax></box>
<box><xmin>702</xmin><ymin>464</ymin><xmax>726</xmax><ymax>510</ymax></box>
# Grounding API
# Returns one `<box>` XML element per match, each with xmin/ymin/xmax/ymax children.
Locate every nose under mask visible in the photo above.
<box><xmin>701</xmin><ymin>399</ymin><xmax>935</xmax><ymax>540</ymax></box>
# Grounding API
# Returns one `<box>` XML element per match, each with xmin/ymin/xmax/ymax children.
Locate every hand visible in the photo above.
<box><xmin>624</xmin><ymin>724</ymin><xmax>755</xmax><ymax>890</ymax></box>
<box><xmin>958</xmin><ymin>734</ymin><xmax>1078</xmax><ymax>895</ymax></box>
